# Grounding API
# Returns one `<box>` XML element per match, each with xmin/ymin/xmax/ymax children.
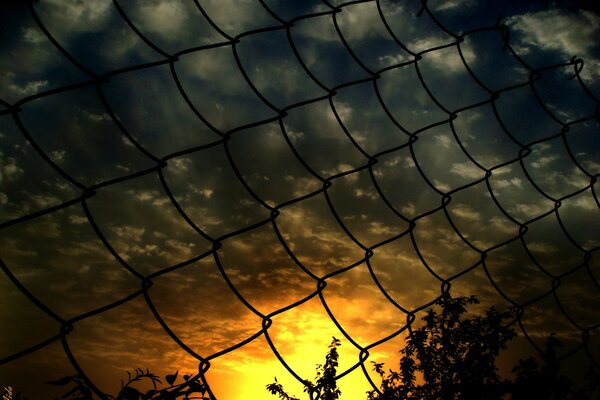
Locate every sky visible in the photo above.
<box><xmin>0</xmin><ymin>0</ymin><xmax>599</xmax><ymax>399</ymax></box>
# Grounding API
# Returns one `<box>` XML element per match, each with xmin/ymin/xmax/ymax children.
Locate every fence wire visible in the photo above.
<box><xmin>1</xmin><ymin>0</ymin><xmax>599</xmax><ymax>399</ymax></box>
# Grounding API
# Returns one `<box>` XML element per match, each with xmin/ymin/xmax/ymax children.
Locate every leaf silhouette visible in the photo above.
<box><xmin>165</xmin><ymin>371</ymin><xmax>179</xmax><ymax>386</ymax></box>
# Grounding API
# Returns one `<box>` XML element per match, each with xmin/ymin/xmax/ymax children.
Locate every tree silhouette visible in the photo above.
<box><xmin>267</xmin><ymin>337</ymin><xmax>342</xmax><ymax>400</ymax></box>
<box><xmin>372</xmin><ymin>293</ymin><xmax>600</xmax><ymax>400</ymax></box>
<box><xmin>368</xmin><ymin>293</ymin><xmax>516</xmax><ymax>400</ymax></box>
<box><xmin>267</xmin><ymin>292</ymin><xmax>599</xmax><ymax>400</ymax></box>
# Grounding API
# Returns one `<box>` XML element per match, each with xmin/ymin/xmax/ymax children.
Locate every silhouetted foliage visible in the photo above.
<box><xmin>570</xmin><ymin>366</ymin><xmax>600</xmax><ymax>400</ymax></box>
<box><xmin>46</xmin><ymin>293</ymin><xmax>599</xmax><ymax>400</ymax></box>
<box><xmin>368</xmin><ymin>293</ymin><xmax>516</xmax><ymax>400</ymax></box>
<box><xmin>267</xmin><ymin>293</ymin><xmax>600</xmax><ymax>400</ymax></box>
<box><xmin>267</xmin><ymin>337</ymin><xmax>342</xmax><ymax>400</ymax></box>
<box><xmin>266</xmin><ymin>379</ymin><xmax>300</xmax><ymax>400</ymax></box>
<box><xmin>510</xmin><ymin>335</ymin><xmax>572</xmax><ymax>400</ymax></box>
<box><xmin>511</xmin><ymin>337</ymin><xmax>600</xmax><ymax>400</ymax></box>
<box><xmin>48</xmin><ymin>368</ymin><xmax>211</xmax><ymax>400</ymax></box>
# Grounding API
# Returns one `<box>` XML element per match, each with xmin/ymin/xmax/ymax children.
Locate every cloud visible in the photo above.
<box><xmin>432</xmin><ymin>0</ymin><xmax>477</xmax><ymax>12</ymax></box>
<box><xmin>176</xmin><ymin>46</ymin><xmax>250</xmax><ymax>96</ymax></box>
<box><xmin>22</xmin><ymin>27</ymin><xmax>46</xmax><ymax>44</ymax></box>
<box><xmin>275</xmin><ymin>199</ymin><xmax>364</xmax><ymax>276</ymax></box>
<box><xmin>506</xmin><ymin>9</ymin><xmax>600</xmax><ymax>80</ymax></box>
<box><xmin>30</xmin><ymin>194</ymin><xmax>62</xmax><ymax>209</ymax></box>
<box><xmin>433</xmin><ymin>179</ymin><xmax>451</xmax><ymax>192</ymax></box>
<box><xmin>287</xmin><ymin>129</ymin><xmax>305</xmax><ymax>143</ymax></box>
<box><xmin>489</xmin><ymin>216</ymin><xmax>517</xmax><ymax>234</ymax></box>
<box><xmin>582</xmin><ymin>159</ymin><xmax>600</xmax><ymax>173</ymax></box>
<box><xmin>136</xmin><ymin>0</ymin><xmax>187</xmax><ymax>39</ymax></box>
<box><xmin>378</xmin><ymin>53</ymin><xmax>410</xmax><ymax>67</ymax></box>
<box><xmin>197</xmin><ymin>0</ymin><xmax>274</xmax><ymax>35</ymax></box>
<box><xmin>184</xmin><ymin>206</ymin><xmax>223</xmax><ymax>228</ymax></box>
<box><xmin>368</xmin><ymin>221</ymin><xmax>397</xmax><ymax>236</ymax></box>
<box><xmin>5</xmin><ymin>76</ymin><xmax>48</xmax><ymax>97</ymax></box>
<box><xmin>287</xmin><ymin>176</ymin><xmax>321</xmax><ymax>197</ymax></box>
<box><xmin>336</xmin><ymin>1</ymin><xmax>400</xmax><ymax>42</ymax></box>
<box><xmin>565</xmin><ymin>192</ymin><xmax>597</xmax><ymax>211</ymax></box>
<box><xmin>163</xmin><ymin>238</ymin><xmax>196</xmax><ymax>258</ymax></box>
<box><xmin>185</xmin><ymin>183</ymin><xmax>216</xmax><ymax>201</ymax></box>
<box><xmin>320</xmin><ymin>162</ymin><xmax>356</xmax><ymax>177</ymax></box>
<box><xmin>113</xmin><ymin>225</ymin><xmax>146</xmax><ymax>242</ymax></box>
<box><xmin>198</xmin><ymin>188</ymin><xmax>214</xmax><ymax>199</ymax></box>
<box><xmin>508</xmin><ymin>202</ymin><xmax>553</xmax><ymax>219</ymax></box>
<box><xmin>383</xmin><ymin>156</ymin><xmax>402</xmax><ymax>167</ymax></box>
<box><xmin>451</xmin><ymin>204</ymin><xmax>482</xmax><ymax>221</ymax></box>
<box><xmin>527</xmin><ymin>241</ymin><xmax>559</xmax><ymax>253</ymax></box>
<box><xmin>412</xmin><ymin>37</ymin><xmax>477</xmax><ymax>75</ymax></box>
<box><xmin>434</xmin><ymin>134</ymin><xmax>453</xmax><ymax>148</ymax></box>
<box><xmin>169</xmin><ymin>157</ymin><xmax>192</xmax><ymax>173</ymax></box>
<box><xmin>0</xmin><ymin>20</ymin><xmax>71</xmax><ymax>101</ymax></box>
<box><xmin>69</xmin><ymin>215</ymin><xmax>88</xmax><ymax>225</ymax></box>
<box><xmin>49</xmin><ymin>150</ymin><xmax>66</xmax><ymax>165</ymax></box>
<box><xmin>1</xmin><ymin>157</ymin><xmax>25</xmax><ymax>182</ymax></box>
<box><xmin>331</xmin><ymin>101</ymin><xmax>353</xmax><ymax>122</ymax></box>
<box><xmin>530</xmin><ymin>155</ymin><xmax>558</xmax><ymax>169</ymax></box>
<box><xmin>353</xmin><ymin>188</ymin><xmax>378</xmax><ymax>200</ymax></box>
<box><xmin>83</xmin><ymin>111</ymin><xmax>111</xmax><ymax>122</ymax></box>
<box><xmin>39</xmin><ymin>0</ymin><xmax>112</xmax><ymax>33</ymax></box>
<box><xmin>242</xmin><ymin>49</ymin><xmax>322</xmax><ymax>108</ymax></box>
<box><xmin>126</xmin><ymin>189</ymin><xmax>160</xmax><ymax>202</ymax></box>
<box><xmin>401</xmin><ymin>202</ymin><xmax>416</xmax><ymax>216</ymax></box>
<box><xmin>450</xmin><ymin>162</ymin><xmax>484</xmax><ymax>179</ymax></box>
<box><xmin>493</xmin><ymin>177</ymin><xmax>523</xmax><ymax>189</ymax></box>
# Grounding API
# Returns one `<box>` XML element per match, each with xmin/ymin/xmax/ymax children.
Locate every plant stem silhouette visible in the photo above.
<box><xmin>47</xmin><ymin>368</ymin><xmax>211</xmax><ymax>400</ymax></box>
<box><xmin>267</xmin><ymin>337</ymin><xmax>342</xmax><ymax>400</ymax></box>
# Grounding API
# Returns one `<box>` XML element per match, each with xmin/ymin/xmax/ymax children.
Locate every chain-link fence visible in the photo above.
<box><xmin>1</xmin><ymin>0</ymin><xmax>599</xmax><ymax>399</ymax></box>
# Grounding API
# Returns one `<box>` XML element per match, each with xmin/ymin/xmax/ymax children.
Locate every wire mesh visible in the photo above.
<box><xmin>1</xmin><ymin>0</ymin><xmax>599</xmax><ymax>398</ymax></box>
